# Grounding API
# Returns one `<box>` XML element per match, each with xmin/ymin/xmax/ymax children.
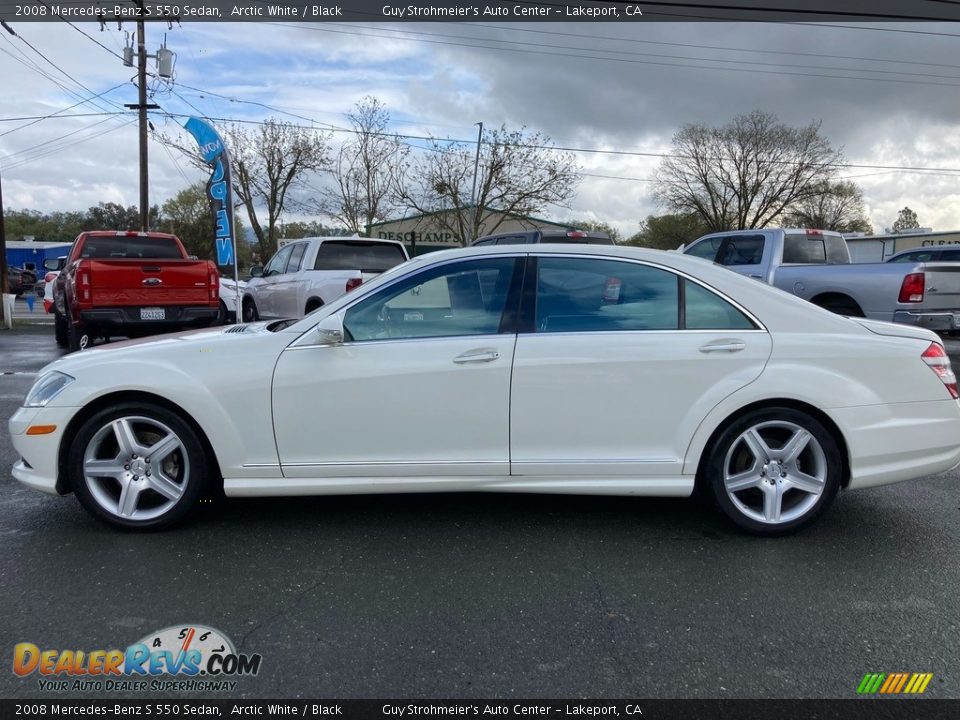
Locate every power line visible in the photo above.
<box><xmin>0</xmin><ymin>112</ymin><xmax>126</xmax><ymax>122</ymax></box>
<box><xmin>0</xmin><ymin>82</ymin><xmax>127</xmax><ymax>138</ymax></box>
<box><xmin>269</xmin><ymin>23</ymin><xmax>960</xmax><ymax>89</ymax></box>
<box><xmin>326</xmin><ymin>21</ymin><xmax>960</xmax><ymax>83</ymax></box>
<box><xmin>458</xmin><ymin>21</ymin><xmax>960</xmax><ymax>71</ymax></box>
<box><xmin>151</xmin><ymin>110</ymin><xmax>960</xmax><ymax>175</ymax></box>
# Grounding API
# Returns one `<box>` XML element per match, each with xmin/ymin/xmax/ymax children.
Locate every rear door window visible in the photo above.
<box><xmin>534</xmin><ymin>257</ymin><xmax>679</xmax><ymax>332</ymax></box>
<box><xmin>716</xmin><ymin>235</ymin><xmax>766</xmax><ymax>267</ymax></box>
<box><xmin>286</xmin><ymin>243</ymin><xmax>307</xmax><ymax>273</ymax></box>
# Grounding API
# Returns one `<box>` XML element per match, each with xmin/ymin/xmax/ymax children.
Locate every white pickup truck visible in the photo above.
<box><xmin>683</xmin><ymin>228</ymin><xmax>960</xmax><ymax>331</ymax></box>
<box><xmin>241</xmin><ymin>236</ymin><xmax>409</xmax><ymax>322</ymax></box>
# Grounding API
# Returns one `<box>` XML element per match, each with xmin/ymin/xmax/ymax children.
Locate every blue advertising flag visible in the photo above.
<box><xmin>183</xmin><ymin>117</ymin><xmax>236</xmax><ymax>269</ymax></box>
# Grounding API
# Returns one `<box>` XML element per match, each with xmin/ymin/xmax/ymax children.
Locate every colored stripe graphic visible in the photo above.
<box><xmin>858</xmin><ymin>672</ymin><xmax>932</xmax><ymax>694</ymax></box>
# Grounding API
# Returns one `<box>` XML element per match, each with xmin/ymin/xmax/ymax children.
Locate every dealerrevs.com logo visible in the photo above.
<box><xmin>13</xmin><ymin>624</ymin><xmax>262</xmax><ymax>693</ymax></box>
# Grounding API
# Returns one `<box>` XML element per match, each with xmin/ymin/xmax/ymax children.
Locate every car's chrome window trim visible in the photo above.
<box><xmin>289</xmin><ymin>251</ymin><xmax>768</xmax><ymax>348</ymax></box>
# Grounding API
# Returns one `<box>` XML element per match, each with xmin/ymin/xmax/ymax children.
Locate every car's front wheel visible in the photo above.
<box><xmin>705</xmin><ymin>407</ymin><xmax>841</xmax><ymax>536</ymax></box>
<box><xmin>68</xmin><ymin>402</ymin><xmax>209</xmax><ymax>531</ymax></box>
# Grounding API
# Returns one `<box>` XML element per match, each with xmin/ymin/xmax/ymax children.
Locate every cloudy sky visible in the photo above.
<box><xmin>3</xmin><ymin>18</ymin><xmax>960</xmax><ymax>238</ymax></box>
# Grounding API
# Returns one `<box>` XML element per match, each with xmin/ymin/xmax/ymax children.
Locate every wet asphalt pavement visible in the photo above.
<box><xmin>1</xmin><ymin>325</ymin><xmax>958</xmax><ymax>700</ymax></box>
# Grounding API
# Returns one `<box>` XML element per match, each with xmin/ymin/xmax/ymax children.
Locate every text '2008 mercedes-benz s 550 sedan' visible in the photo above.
<box><xmin>9</xmin><ymin>245</ymin><xmax>960</xmax><ymax>535</ymax></box>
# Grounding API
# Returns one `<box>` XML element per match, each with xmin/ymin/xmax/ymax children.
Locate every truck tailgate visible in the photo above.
<box><xmin>89</xmin><ymin>259</ymin><xmax>212</xmax><ymax>305</ymax></box>
<box><xmin>918</xmin><ymin>263</ymin><xmax>960</xmax><ymax>311</ymax></box>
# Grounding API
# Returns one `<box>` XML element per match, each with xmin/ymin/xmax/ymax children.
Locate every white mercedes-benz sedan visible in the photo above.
<box><xmin>9</xmin><ymin>245</ymin><xmax>960</xmax><ymax>535</ymax></box>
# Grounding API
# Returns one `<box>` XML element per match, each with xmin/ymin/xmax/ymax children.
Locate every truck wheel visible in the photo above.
<box><xmin>242</xmin><ymin>298</ymin><xmax>259</xmax><ymax>323</ymax></box>
<box><xmin>54</xmin><ymin>311</ymin><xmax>68</xmax><ymax>347</ymax></box>
<box><xmin>216</xmin><ymin>299</ymin><xmax>228</xmax><ymax>326</ymax></box>
<box><xmin>67</xmin><ymin>317</ymin><xmax>92</xmax><ymax>352</ymax></box>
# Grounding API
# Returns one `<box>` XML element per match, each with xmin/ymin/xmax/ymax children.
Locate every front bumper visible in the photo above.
<box><xmin>9</xmin><ymin>405</ymin><xmax>79</xmax><ymax>496</ymax></box>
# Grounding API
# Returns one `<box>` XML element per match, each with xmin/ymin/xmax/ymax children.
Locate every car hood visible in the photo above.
<box><xmin>40</xmin><ymin>322</ymin><xmax>286</xmax><ymax>376</ymax></box>
<box><xmin>852</xmin><ymin>318</ymin><xmax>940</xmax><ymax>343</ymax></box>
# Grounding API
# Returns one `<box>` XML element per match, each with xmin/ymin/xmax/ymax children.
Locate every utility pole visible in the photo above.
<box><xmin>468</xmin><ymin>121</ymin><xmax>483</xmax><ymax>244</ymax></box>
<box><xmin>136</xmin><ymin>11</ymin><xmax>149</xmax><ymax>231</ymax></box>
<box><xmin>123</xmin><ymin>2</ymin><xmax>161</xmax><ymax>231</ymax></box>
<box><xmin>0</xmin><ymin>166</ymin><xmax>9</xmax><ymax>328</ymax></box>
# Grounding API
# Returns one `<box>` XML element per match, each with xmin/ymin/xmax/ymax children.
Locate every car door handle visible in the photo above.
<box><xmin>453</xmin><ymin>350</ymin><xmax>500</xmax><ymax>364</ymax></box>
<box><xmin>699</xmin><ymin>340</ymin><xmax>746</xmax><ymax>353</ymax></box>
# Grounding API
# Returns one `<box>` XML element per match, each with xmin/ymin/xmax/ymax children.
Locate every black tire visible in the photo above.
<box><xmin>216</xmin><ymin>299</ymin><xmax>228</xmax><ymax>326</ymax></box>
<box><xmin>704</xmin><ymin>407</ymin><xmax>842</xmax><ymax>536</ymax></box>
<box><xmin>241</xmin><ymin>297</ymin><xmax>259</xmax><ymax>323</ymax></box>
<box><xmin>66</xmin><ymin>312</ymin><xmax>92</xmax><ymax>352</ymax></box>
<box><xmin>68</xmin><ymin>402</ymin><xmax>209</xmax><ymax>531</ymax></box>
<box><xmin>54</xmin><ymin>311</ymin><xmax>68</xmax><ymax>347</ymax></box>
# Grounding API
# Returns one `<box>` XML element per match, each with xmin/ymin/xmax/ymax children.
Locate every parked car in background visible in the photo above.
<box><xmin>40</xmin><ymin>259</ymin><xmax>64</xmax><ymax>313</ymax></box>
<box><xmin>471</xmin><ymin>229</ymin><xmax>614</xmax><ymax>246</ymax></box>
<box><xmin>5</xmin><ymin>266</ymin><xmax>36</xmax><ymax>297</ymax></box>
<box><xmin>242</xmin><ymin>236</ymin><xmax>409</xmax><ymax>321</ymax></box>
<box><xmin>11</xmin><ymin>245</ymin><xmax>960</xmax><ymax>534</ymax></box>
<box><xmin>683</xmin><ymin>228</ymin><xmax>960</xmax><ymax>332</ymax></box>
<box><xmin>886</xmin><ymin>245</ymin><xmax>960</xmax><ymax>263</ymax></box>
<box><xmin>218</xmin><ymin>276</ymin><xmax>246</xmax><ymax>324</ymax></box>
<box><xmin>52</xmin><ymin>231</ymin><xmax>221</xmax><ymax>351</ymax></box>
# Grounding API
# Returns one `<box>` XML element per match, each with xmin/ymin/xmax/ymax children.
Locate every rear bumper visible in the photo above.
<box><xmin>80</xmin><ymin>306</ymin><xmax>219</xmax><ymax>327</ymax></box>
<box><xmin>893</xmin><ymin>309</ymin><xmax>960</xmax><ymax>332</ymax></box>
<box><xmin>831</xmin><ymin>399</ymin><xmax>960</xmax><ymax>490</ymax></box>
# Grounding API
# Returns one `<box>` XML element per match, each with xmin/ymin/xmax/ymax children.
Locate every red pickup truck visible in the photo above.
<box><xmin>52</xmin><ymin>231</ymin><xmax>220</xmax><ymax>351</ymax></box>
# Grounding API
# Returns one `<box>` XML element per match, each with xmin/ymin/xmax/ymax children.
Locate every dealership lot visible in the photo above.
<box><xmin>1</xmin><ymin>324</ymin><xmax>959</xmax><ymax>699</ymax></box>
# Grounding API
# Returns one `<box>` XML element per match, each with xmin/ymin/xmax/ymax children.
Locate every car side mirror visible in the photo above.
<box><xmin>313</xmin><ymin>314</ymin><xmax>344</xmax><ymax>345</ymax></box>
<box><xmin>250</xmin><ymin>265</ymin><xmax>263</xmax><ymax>278</ymax></box>
<box><xmin>43</xmin><ymin>257</ymin><xmax>65</xmax><ymax>271</ymax></box>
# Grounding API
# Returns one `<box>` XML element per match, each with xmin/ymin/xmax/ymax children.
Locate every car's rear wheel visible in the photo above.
<box><xmin>705</xmin><ymin>407</ymin><xmax>841</xmax><ymax>536</ymax></box>
<box><xmin>54</xmin><ymin>311</ymin><xmax>68</xmax><ymax>347</ymax></box>
<box><xmin>69</xmin><ymin>402</ymin><xmax>208</xmax><ymax>531</ymax></box>
<box><xmin>241</xmin><ymin>297</ymin><xmax>259</xmax><ymax>323</ymax></box>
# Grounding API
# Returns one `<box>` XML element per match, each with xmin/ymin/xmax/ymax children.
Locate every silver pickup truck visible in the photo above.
<box><xmin>682</xmin><ymin>228</ymin><xmax>960</xmax><ymax>331</ymax></box>
<box><xmin>242</xmin><ymin>236</ymin><xmax>409</xmax><ymax>321</ymax></box>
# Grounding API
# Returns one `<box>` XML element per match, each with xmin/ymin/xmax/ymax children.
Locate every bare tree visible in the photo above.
<box><xmin>783</xmin><ymin>180</ymin><xmax>872</xmax><ymax>233</ymax></box>
<box><xmin>395</xmin><ymin>125</ymin><xmax>580</xmax><ymax>245</ymax></box>
<box><xmin>654</xmin><ymin>111</ymin><xmax>844</xmax><ymax>232</ymax></box>
<box><xmin>312</xmin><ymin>97</ymin><xmax>409</xmax><ymax>236</ymax></box>
<box><xmin>159</xmin><ymin>119</ymin><xmax>330</xmax><ymax>258</ymax></box>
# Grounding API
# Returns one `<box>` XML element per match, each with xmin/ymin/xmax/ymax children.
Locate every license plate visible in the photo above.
<box><xmin>140</xmin><ymin>307</ymin><xmax>165</xmax><ymax>321</ymax></box>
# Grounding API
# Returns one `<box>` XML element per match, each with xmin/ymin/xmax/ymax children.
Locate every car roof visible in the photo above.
<box><xmin>889</xmin><ymin>245</ymin><xmax>960</xmax><ymax>256</ymax></box>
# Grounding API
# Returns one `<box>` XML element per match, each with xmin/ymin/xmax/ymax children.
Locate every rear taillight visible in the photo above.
<box><xmin>44</xmin><ymin>272</ymin><xmax>56</xmax><ymax>283</ymax></box>
<box><xmin>899</xmin><ymin>272</ymin><xmax>925</xmax><ymax>303</ymax></box>
<box><xmin>77</xmin><ymin>261</ymin><xmax>91</xmax><ymax>302</ymax></box>
<box><xmin>345</xmin><ymin>277</ymin><xmax>362</xmax><ymax>293</ymax></box>
<box><xmin>566</xmin><ymin>231</ymin><xmax>587</xmax><ymax>238</ymax></box>
<box><xmin>922</xmin><ymin>342</ymin><xmax>959</xmax><ymax>399</ymax></box>
<box><xmin>210</xmin><ymin>267</ymin><xmax>219</xmax><ymax>301</ymax></box>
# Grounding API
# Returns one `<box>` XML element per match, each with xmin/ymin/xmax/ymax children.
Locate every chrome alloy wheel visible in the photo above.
<box><xmin>722</xmin><ymin>420</ymin><xmax>828</xmax><ymax>525</ymax></box>
<box><xmin>81</xmin><ymin>416</ymin><xmax>190</xmax><ymax>521</ymax></box>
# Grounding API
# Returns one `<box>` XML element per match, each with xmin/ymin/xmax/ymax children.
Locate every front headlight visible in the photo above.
<box><xmin>24</xmin><ymin>371</ymin><xmax>75</xmax><ymax>408</ymax></box>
